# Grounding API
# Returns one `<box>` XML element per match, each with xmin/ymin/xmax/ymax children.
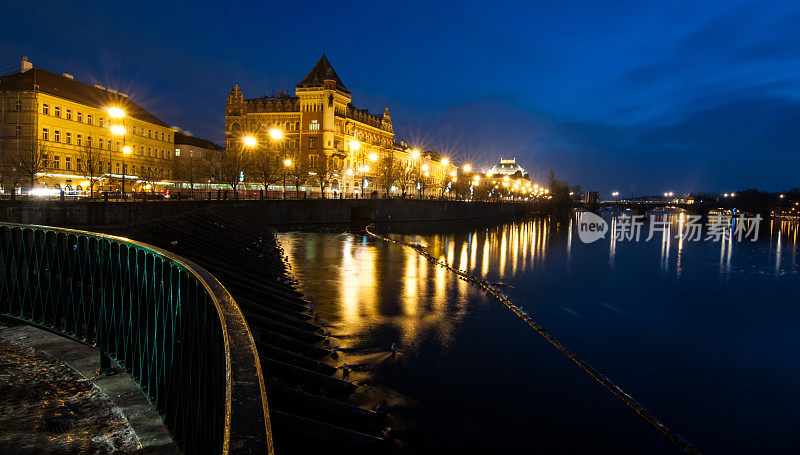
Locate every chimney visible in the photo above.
<box><xmin>21</xmin><ymin>56</ymin><xmax>32</xmax><ymax>73</ymax></box>
<box><xmin>62</xmin><ymin>73</ymin><xmax>74</xmax><ymax>80</ymax></box>
<box><xmin>94</xmin><ymin>84</ymin><xmax>106</xmax><ymax>90</ymax></box>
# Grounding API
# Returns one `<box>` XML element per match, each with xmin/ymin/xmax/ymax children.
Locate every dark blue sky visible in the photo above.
<box><xmin>3</xmin><ymin>0</ymin><xmax>799</xmax><ymax>194</ymax></box>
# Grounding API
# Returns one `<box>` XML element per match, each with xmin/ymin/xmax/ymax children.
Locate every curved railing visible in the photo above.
<box><xmin>0</xmin><ymin>223</ymin><xmax>273</xmax><ymax>454</ymax></box>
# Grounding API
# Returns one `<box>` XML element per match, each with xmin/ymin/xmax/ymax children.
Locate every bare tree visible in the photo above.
<box><xmin>207</xmin><ymin>148</ymin><xmax>251</xmax><ymax>199</ymax></box>
<box><xmin>14</xmin><ymin>141</ymin><xmax>48</xmax><ymax>190</ymax></box>
<box><xmin>252</xmin><ymin>152</ymin><xmax>282</xmax><ymax>198</ymax></box>
<box><xmin>312</xmin><ymin>154</ymin><xmax>338</xmax><ymax>198</ymax></box>
<box><xmin>414</xmin><ymin>166</ymin><xmax>429</xmax><ymax>198</ymax></box>
<box><xmin>376</xmin><ymin>152</ymin><xmax>400</xmax><ymax>197</ymax></box>
<box><xmin>286</xmin><ymin>150</ymin><xmax>313</xmax><ymax>198</ymax></box>
<box><xmin>397</xmin><ymin>164</ymin><xmax>416</xmax><ymax>198</ymax></box>
<box><xmin>175</xmin><ymin>151</ymin><xmax>206</xmax><ymax>196</ymax></box>
<box><xmin>77</xmin><ymin>143</ymin><xmax>102</xmax><ymax>198</ymax></box>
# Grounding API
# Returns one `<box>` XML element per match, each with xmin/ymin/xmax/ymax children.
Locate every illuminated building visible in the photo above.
<box><xmin>225</xmin><ymin>54</ymin><xmax>453</xmax><ymax>196</ymax></box>
<box><xmin>0</xmin><ymin>57</ymin><xmax>175</xmax><ymax>195</ymax></box>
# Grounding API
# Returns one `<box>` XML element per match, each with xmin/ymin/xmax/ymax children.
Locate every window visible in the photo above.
<box><xmin>140</xmin><ymin>146</ymin><xmax>144</xmax><ymax>155</ymax></box>
<box><xmin>42</xmin><ymin>154</ymin><xmax>48</xmax><ymax>168</ymax></box>
<box><xmin>310</xmin><ymin>120</ymin><xmax>320</xmax><ymax>132</ymax></box>
<box><xmin>53</xmin><ymin>155</ymin><xmax>60</xmax><ymax>169</ymax></box>
<box><xmin>148</xmin><ymin>129</ymin><xmax>151</xmax><ymax>138</ymax></box>
<box><xmin>76</xmin><ymin>158</ymin><xmax>82</xmax><ymax>170</ymax></box>
<box><xmin>161</xmin><ymin>132</ymin><xmax>164</xmax><ymax>141</ymax></box>
<box><xmin>54</xmin><ymin>130</ymin><xmax>60</xmax><ymax>142</ymax></box>
<box><xmin>99</xmin><ymin>117</ymin><xmax>104</xmax><ymax>127</ymax></box>
<box><xmin>77</xmin><ymin>134</ymin><xmax>82</xmax><ymax>146</ymax></box>
<box><xmin>132</xmin><ymin>126</ymin><xmax>136</xmax><ymax>135</ymax></box>
<box><xmin>147</xmin><ymin>147</ymin><xmax>151</xmax><ymax>157</ymax></box>
<box><xmin>107</xmin><ymin>139</ymin><xmax>111</xmax><ymax>151</ymax></box>
<box><xmin>65</xmin><ymin>132</ymin><xmax>71</xmax><ymax>144</ymax></box>
<box><xmin>42</xmin><ymin>104</ymin><xmax>49</xmax><ymax>115</ymax></box>
<box><xmin>310</xmin><ymin>155</ymin><xmax>318</xmax><ymax>167</ymax></box>
<box><xmin>66</xmin><ymin>110</ymin><xmax>72</xmax><ymax>120</ymax></box>
<box><xmin>54</xmin><ymin>107</ymin><xmax>61</xmax><ymax>117</ymax></box>
<box><xmin>87</xmin><ymin>114</ymin><xmax>93</xmax><ymax>125</ymax></box>
<box><xmin>15</xmin><ymin>125</ymin><xmax>21</xmax><ymax>139</ymax></box>
<box><xmin>175</xmin><ymin>148</ymin><xmax>180</xmax><ymax>157</ymax></box>
<box><xmin>99</xmin><ymin>161</ymin><xmax>104</xmax><ymax>172</ymax></box>
<box><xmin>15</xmin><ymin>100</ymin><xmax>21</xmax><ymax>112</ymax></box>
<box><xmin>132</xmin><ymin>165</ymin><xmax>136</xmax><ymax>174</ymax></box>
<box><xmin>294</xmin><ymin>138</ymin><xmax>300</xmax><ymax>149</ymax></box>
<box><xmin>116</xmin><ymin>163</ymin><xmax>120</xmax><ymax>174</ymax></box>
<box><xmin>77</xmin><ymin>112</ymin><xmax>83</xmax><ymax>122</ymax></box>
<box><xmin>65</xmin><ymin>157</ymin><xmax>71</xmax><ymax>170</ymax></box>
<box><xmin>87</xmin><ymin>136</ymin><xmax>92</xmax><ymax>147</ymax></box>
<box><xmin>309</xmin><ymin>137</ymin><xmax>318</xmax><ymax>149</ymax></box>
<box><xmin>99</xmin><ymin>138</ymin><xmax>104</xmax><ymax>150</ymax></box>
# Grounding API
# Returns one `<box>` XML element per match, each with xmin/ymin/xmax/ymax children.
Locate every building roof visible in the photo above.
<box><xmin>489</xmin><ymin>158</ymin><xmax>526</xmax><ymax>176</ymax></box>
<box><xmin>174</xmin><ymin>132</ymin><xmax>221</xmax><ymax>150</ymax></box>
<box><xmin>295</xmin><ymin>54</ymin><xmax>350</xmax><ymax>93</ymax></box>
<box><xmin>0</xmin><ymin>68</ymin><xmax>170</xmax><ymax>127</ymax></box>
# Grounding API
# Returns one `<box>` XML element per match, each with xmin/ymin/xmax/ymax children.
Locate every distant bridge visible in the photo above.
<box><xmin>587</xmin><ymin>200</ymin><xmax>780</xmax><ymax>217</ymax></box>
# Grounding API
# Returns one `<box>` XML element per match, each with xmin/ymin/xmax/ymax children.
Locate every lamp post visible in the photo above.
<box><xmin>240</xmin><ymin>135</ymin><xmax>257</xmax><ymax>199</ymax></box>
<box><xmin>109</xmin><ymin>107</ymin><xmax>126</xmax><ymax>199</ymax></box>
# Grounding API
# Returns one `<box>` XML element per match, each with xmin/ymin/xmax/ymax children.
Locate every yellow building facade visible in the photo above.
<box><xmin>226</xmin><ymin>54</ymin><xmax>454</xmax><ymax>196</ymax></box>
<box><xmin>0</xmin><ymin>58</ymin><xmax>174</xmax><ymax>195</ymax></box>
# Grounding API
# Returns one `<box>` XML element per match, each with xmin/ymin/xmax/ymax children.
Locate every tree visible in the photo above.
<box><xmin>77</xmin><ymin>143</ymin><xmax>103</xmax><ymax>198</ymax></box>
<box><xmin>286</xmin><ymin>150</ymin><xmax>313</xmax><ymax>198</ymax></box>
<box><xmin>207</xmin><ymin>148</ymin><xmax>251</xmax><ymax>199</ymax></box>
<box><xmin>397</xmin><ymin>164</ymin><xmax>417</xmax><ymax>198</ymax></box>
<box><xmin>175</xmin><ymin>150</ymin><xmax>206</xmax><ymax>196</ymax></box>
<box><xmin>415</xmin><ymin>166</ymin><xmax>429</xmax><ymax>198</ymax></box>
<box><xmin>376</xmin><ymin>152</ymin><xmax>400</xmax><ymax>197</ymax></box>
<box><xmin>139</xmin><ymin>164</ymin><xmax>159</xmax><ymax>194</ymax></box>
<box><xmin>312</xmin><ymin>154</ymin><xmax>338</xmax><ymax>198</ymax></box>
<box><xmin>252</xmin><ymin>152</ymin><xmax>282</xmax><ymax>198</ymax></box>
<box><xmin>14</xmin><ymin>141</ymin><xmax>48</xmax><ymax>190</ymax></box>
<box><xmin>548</xmin><ymin>170</ymin><xmax>572</xmax><ymax>207</ymax></box>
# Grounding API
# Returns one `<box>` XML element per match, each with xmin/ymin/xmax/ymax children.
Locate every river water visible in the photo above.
<box><xmin>278</xmin><ymin>213</ymin><xmax>800</xmax><ymax>454</ymax></box>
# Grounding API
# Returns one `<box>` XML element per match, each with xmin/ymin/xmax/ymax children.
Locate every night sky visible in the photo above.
<box><xmin>3</xmin><ymin>0</ymin><xmax>799</xmax><ymax>195</ymax></box>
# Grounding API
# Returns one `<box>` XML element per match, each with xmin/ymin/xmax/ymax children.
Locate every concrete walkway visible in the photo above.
<box><xmin>0</xmin><ymin>322</ymin><xmax>179</xmax><ymax>454</ymax></box>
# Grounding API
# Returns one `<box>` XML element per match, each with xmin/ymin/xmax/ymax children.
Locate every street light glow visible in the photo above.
<box><xmin>283</xmin><ymin>158</ymin><xmax>292</xmax><ymax>166</ymax></box>
<box><xmin>463</xmin><ymin>164</ymin><xmax>472</xmax><ymax>173</ymax></box>
<box><xmin>411</xmin><ymin>149</ymin><xmax>420</xmax><ymax>158</ymax></box>
<box><xmin>110</xmin><ymin>125</ymin><xmax>126</xmax><ymax>136</ymax></box>
<box><xmin>108</xmin><ymin>107</ymin><xmax>125</xmax><ymax>119</ymax></box>
<box><xmin>369</xmin><ymin>152</ymin><xmax>378</xmax><ymax>162</ymax></box>
<box><xmin>122</xmin><ymin>145</ymin><xmax>132</xmax><ymax>155</ymax></box>
<box><xmin>421</xmin><ymin>164</ymin><xmax>429</xmax><ymax>171</ymax></box>
<box><xmin>441</xmin><ymin>158</ymin><xmax>449</xmax><ymax>166</ymax></box>
<box><xmin>242</xmin><ymin>136</ymin><xmax>257</xmax><ymax>147</ymax></box>
<box><xmin>269</xmin><ymin>128</ymin><xmax>283</xmax><ymax>140</ymax></box>
<box><xmin>349</xmin><ymin>140</ymin><xmax>361</xmax><ymax>152</ymax></box>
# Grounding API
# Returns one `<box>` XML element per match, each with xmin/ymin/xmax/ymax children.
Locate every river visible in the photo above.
<box><xmin>277</xmin><ymin>213</ymin><xmax>800</xmax><ymax>454</ymax></box>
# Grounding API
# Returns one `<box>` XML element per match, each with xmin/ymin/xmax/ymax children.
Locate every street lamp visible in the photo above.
<box><xmin>463</xmin><ymin>164</ymin><xmax>472</xmax><ymax>173</ymax></box>
<box><xmin>411</xmin><ymin>149</ymin><xmax>420</xmax><ymax>158</ymax></box>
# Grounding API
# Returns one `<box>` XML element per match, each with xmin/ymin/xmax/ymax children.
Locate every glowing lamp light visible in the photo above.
<box><xmin>441</xmin><ymin>158</ymin><xmax>449</xmax><ymax>166</ymax></box>
<box><xmin>411</xmin><ymin>149</ymin><xmax>420</xmax><ymax>158</ymax></box>
<box><xmin>81</xmin><ymin>180</ymin><xmax>91</xmax><ymax>187</ymax></box>
<box><xmin>463</xmin><ymin>164</ymin><xmax>472</xmax><ymax>173</ymax></box>
<box><xmin>110</xmin><ymin>125</ymin><xmax>126</xmax><ymax>136</ymax></box>
<box><xmin>242</xmin><ymin>136</ymin><xmax>257</xmax><ymax>147</ymax></box>
<box><xmin>122</xmin><ymin>145</ymin><xmax>132</xmax><ymax>155</ymax></box>
<box><xmin>424</xmin><ymin>171</ymin><xmax>430</xmax><ymax>177</ymax></box>
<box><xmin>421</xmin><ymin>164</ymin><xmax>429</xmax><ymax>171</ymax></box>
<box><xmin>108</xmin><ymin>107</ymin><xmax>125</xmax><ymax>119</ymax></box>
<box><xmin>283</xmin><ymin>159</ymin><xmax>292</xmax><ymax>167</ymax></box>
<box><xmin>450</xmin><ymin>171</ymin><xmax>457</xmax><ymax>177</ymax></box>
<box><xmin>349</xmin><ymin>140</ymin><xmax>361</xmax><ymax>152</ymax></box>
<box><xmin>269</xmin><ymin>128</ymin><xmax>283</xmax><ymax>140</ymax></box>
<box><xmin>369</xmin><ymin>152</ymin><xmax>378</xmax><ymax>162</ymax></box>
<box><xmin>346</xmin><ymin>168</ymin><xmax>354</xmax><ymax>176</ymax></box>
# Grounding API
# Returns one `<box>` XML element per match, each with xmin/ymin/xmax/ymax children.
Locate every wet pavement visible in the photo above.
<box><xmin>0</xmin><ymin>327</ymin><xmax>137</xmax><ymax>454</ymax></box>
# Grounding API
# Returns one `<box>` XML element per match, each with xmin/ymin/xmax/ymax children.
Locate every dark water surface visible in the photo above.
<box><xmin>278</xmin><ymin>215</ymin><xmax>800</xmax><ymax>454</ymax></box>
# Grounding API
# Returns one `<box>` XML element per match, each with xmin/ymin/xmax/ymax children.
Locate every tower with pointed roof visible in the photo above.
<box><xmin>226</xmin><ymin>54</ymin><xmax>432</xmax><ymax>197</ymax></box>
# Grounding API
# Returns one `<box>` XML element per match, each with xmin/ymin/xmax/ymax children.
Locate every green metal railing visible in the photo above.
<box><xmin>0</xmin><ymin>223</ymin><xmax>273</xmax><ymax>454</ymax></box>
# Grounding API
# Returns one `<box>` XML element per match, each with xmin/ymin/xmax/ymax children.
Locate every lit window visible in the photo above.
<box><xmin>310</xmin><ymin>155</ymin><xmax>318</xmax><ymax>167</ymax></box>
<box><xmin>175</xmin><ymin>149</ymin><xmax>180</xmax><ymax>157</ymax></box>
<box><xmin>310</xmin><ymin>120</ymin><xmax>320</xmax><ymax>132</ymax></box>
<box><xmin>15</xmin><ymin>100</ymin><xmax>22</xmax><ymax>112</ymax></box>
